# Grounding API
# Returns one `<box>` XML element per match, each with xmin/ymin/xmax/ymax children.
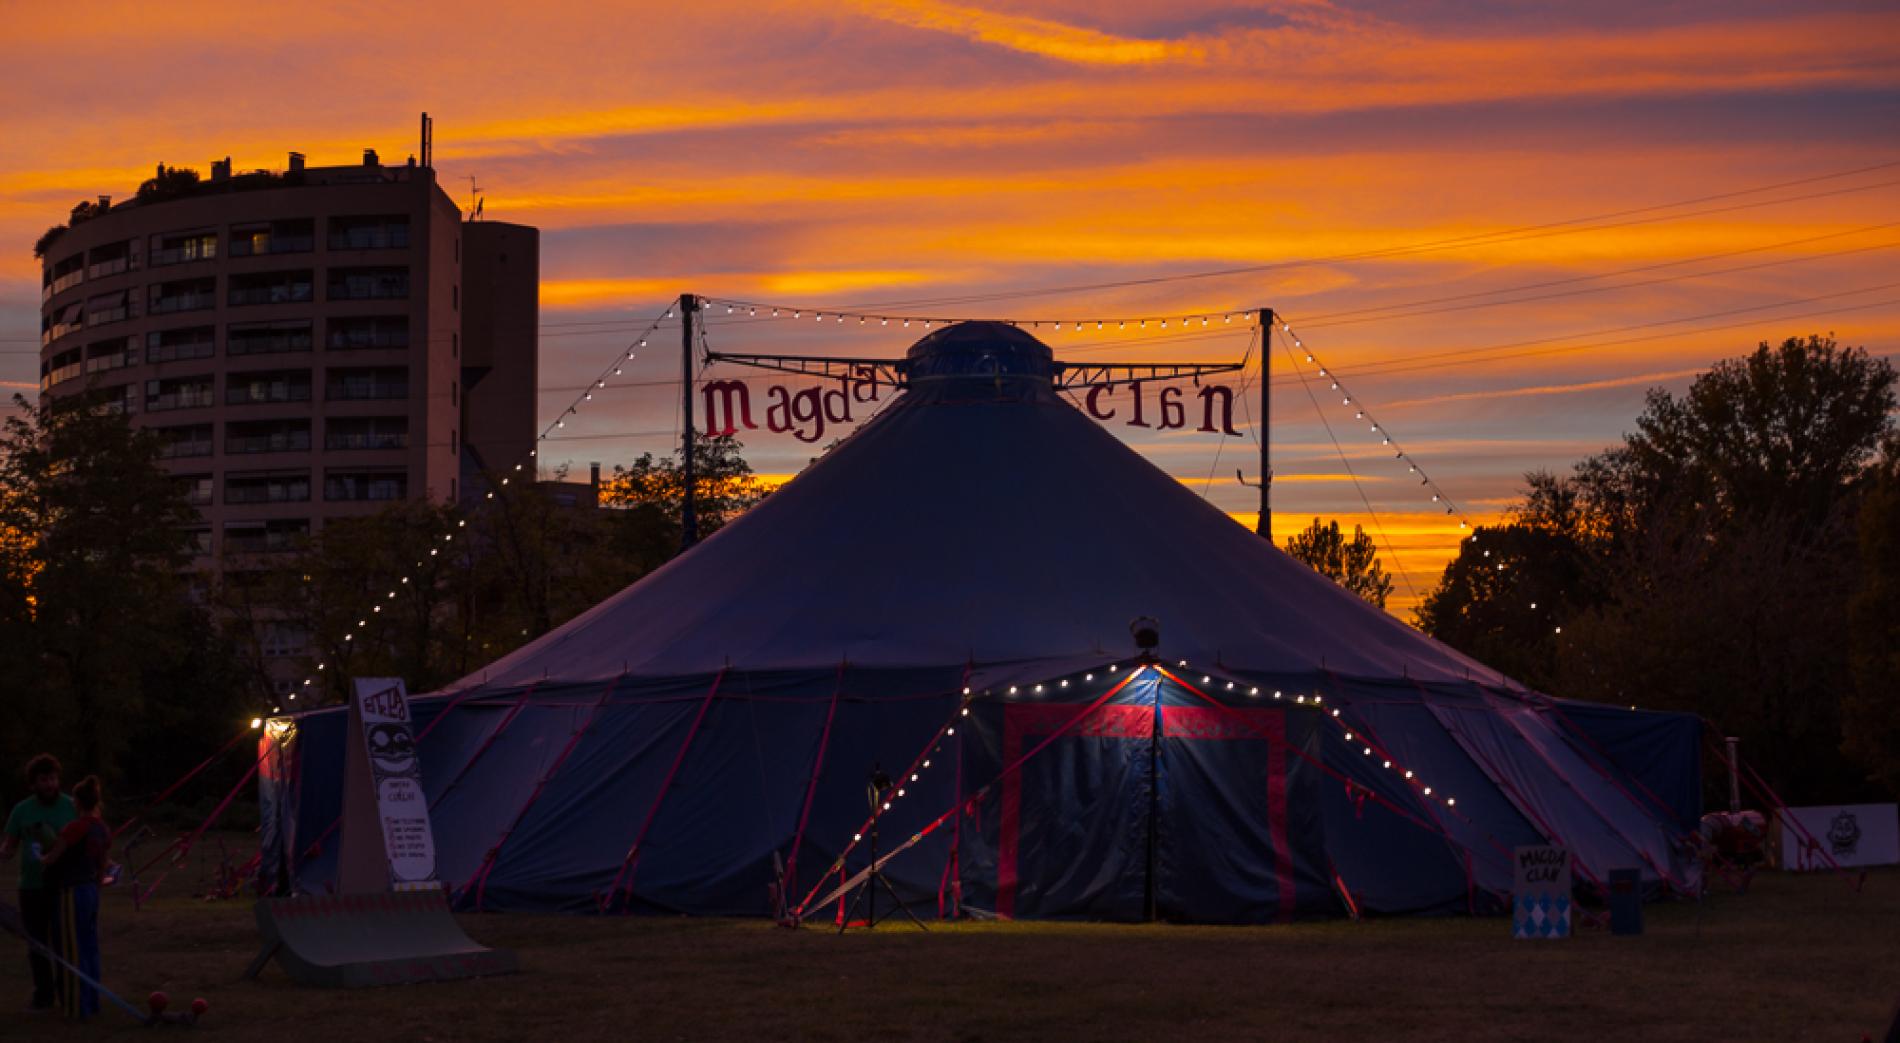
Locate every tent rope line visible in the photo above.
<box><xmin>1518</xmin><ymin>691</ymin><xmax>1692</xmax><ymax>830</ymax></box>
<box><xmin>795</xmin><ymin>670</ymin><xmax>1140</xmax><ymax>920</ymax></box>
<box><xmin>1698</xmin><ymin>729</ymin><xmax>1865</xmax><ymax>893</ymax></box>
<box><xmin>1160</xmin><ymin>667</ymin><xmax>1517</xmax><ymax>881</ymax></box>
<box><xmin>289</xmin><ymin>683</ymin><xmax>543</xmax><ymax>878</ymax></box>
<box><xmin>780</xmin><ymin>661</ymin><xmax>849</xmax><ymax>915</ymax></box>
<box><xmin>789</xmin><ymin>682</ymin><xmax>984</xmax><ymax>919</ymax></box>
<box><xmin>1408</xmin><ymin>679</ymin><xmax>1610</xmax><ymax>894</ymax></box>
<box><xmin>1474</xmin><ymin>681</ymin><xmax>1702</xmax><ymax>894</ymax></box>
<box><xmin>604</xmin><ymin>668</ymin><xmax>729</xmax><ymax>913</ymax></box>
<box><xmin>1470</xmin><ymin>683</ymin><xmax>1692</xmax><ymax>894</ymax></box>
<box><xmin>112</xmin><ymin>725</ymin><xmax>251</xmax><ymax>842</ymax></box>
<box><xmin>1277</xmin><ymin>336</ymin><xmax>1421</xmax><ymax>603</ymax></box>
<box><xmin>462</xmin><ymin>675</ymin><xmax>624</xmax><ymax>912</ymax></box>
<box><xmin>1318</xmin><ymin>670</ymin><xmax>1507</xmax><ymax>908</ymax></box>
<box><xmin>127</xmin><ymin>738</ymin><xmax>274</xmax><ymax>906</ymax></box>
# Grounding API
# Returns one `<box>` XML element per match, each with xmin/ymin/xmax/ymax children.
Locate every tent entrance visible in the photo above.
<box><xmin>972</xmin><ymin>678</ymin><xmax>1306</xmax><ymax>922</ymax></box>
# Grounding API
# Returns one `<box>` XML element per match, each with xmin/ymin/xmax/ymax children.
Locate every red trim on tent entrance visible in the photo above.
<box><xmin>996</xmin><ymin>702</ymin><xmax>1291</xmax><ymax>921</ymax></box>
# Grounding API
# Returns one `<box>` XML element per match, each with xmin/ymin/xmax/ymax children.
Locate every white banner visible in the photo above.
<box><xmin>351</xmin><ymin>678</ymin><xmax>438</xmax><ymax>885</ymax></box>
<box><xmin>1772</xmin><ymin>804</ymin><xmax>1899</xmax><ymax>870</ymax></box>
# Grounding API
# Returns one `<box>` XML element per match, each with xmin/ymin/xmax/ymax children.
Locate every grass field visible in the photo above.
<box><xmin>2</xmin><ymin>854</ymin><xmax>1895</xmax><ymax>1041</ymax></box>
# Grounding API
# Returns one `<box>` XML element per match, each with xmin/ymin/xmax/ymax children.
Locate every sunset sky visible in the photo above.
<box><xmin>4</xmin><ymin>0</ymin><xmax>1897</xmax><ymax>615</ymax></box>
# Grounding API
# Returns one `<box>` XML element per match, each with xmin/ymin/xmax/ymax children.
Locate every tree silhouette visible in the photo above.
<box><xmin>1285</xmin><ymin>517</ymin><xmax>1394</xmax><ymax>609</ymax></box>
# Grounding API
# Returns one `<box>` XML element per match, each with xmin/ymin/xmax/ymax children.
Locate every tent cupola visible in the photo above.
<box><xmin>901</xmin><ymin>321</ymin><xmax>1056</xmax><ymax>394</ymax></box>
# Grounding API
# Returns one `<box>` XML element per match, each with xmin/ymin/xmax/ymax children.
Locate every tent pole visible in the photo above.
<box><xmin>1258</xmin><ymin>307</ymin><xmax>1274</xmax><ymax>543</ymax></box>
<box><xmin>680</xmin><ymin>293</ymin><xmax>700</xmax><ymax>551</ymax></box>
<box><xmin>1145</xmin><ymin>668</ymin><xmax>1162</xmax><ymax>922</ymax></box>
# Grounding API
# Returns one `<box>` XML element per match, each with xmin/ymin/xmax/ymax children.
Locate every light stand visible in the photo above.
<box><xmin>838</xmin><ymin>766</ymin><xmax>928</xmax><ymax>933</ymax></box>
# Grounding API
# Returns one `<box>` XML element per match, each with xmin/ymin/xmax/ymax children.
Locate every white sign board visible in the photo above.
<box><xmin>341</xmin><ymin>678</ymin><xmax>438</xmax><ymax>889</ymax></box>
<box><xmin>1512</xmin><ymin>845</ymin><xmax>1571</xmax><ymax>939</ymax></box>
<box><xmin>1772</xmin><ymin>804</ymin><xmax>1899</xmax><ymax>871</ymax></box>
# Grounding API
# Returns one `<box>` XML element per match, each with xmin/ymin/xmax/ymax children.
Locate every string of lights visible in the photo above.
<box><xmin>1271</xmin><ymin>315</ymin><xmax>1478</xmax><ymax>543</ymax></box>
<box><xmin>699</xmin><ymin>296</ymin><xmax>1265</xmax><ymax>337</ymax></box>
<box><xmin>280</xmin><ymin>303</ymin><xmax>679</xmax><ymax>712</ymax></box>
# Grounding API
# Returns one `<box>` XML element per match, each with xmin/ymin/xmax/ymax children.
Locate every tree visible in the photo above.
<box><xmin>601</xmin><ymin>434</ymin><xmax>769</xmax><ymax>559</ymax></box>
<box><xmin>1843</xmin><ymin>441</ymin><xmax>1900</xmax><ymax>793</ymax></box>
<box><xmin>1285</xmin><ymin>517</ymin><xmax>1394</xmax><ymax>609</ymax></box>
<box><xmin>1418</xmin><ymin>336</ymin><xmax>1898</xmax><ymax>801</ymax></box>
<box><xmin>0</xmin><ymin>394</ymin><xmax>245</xmax><ymax>788</ymax></box>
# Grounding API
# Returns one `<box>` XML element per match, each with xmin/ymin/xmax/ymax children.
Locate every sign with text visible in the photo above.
<box><xmin>339</xmin><ymin>678</ymin><xmax>438</xmax><ymax>890</ymax></box>
<box><xmin>1511</xmin><ymin>845</ymin><xmax>1572</xmax><ymax>939</ymax></box>
<box><xmin>1772</xmin><ymin>804</ymin><xmax>1899</xmax><ymax>871</ymax></box>
<box><xmin>699</xmin><ymin>372</ymin><xmax>1244</xmax><ymax>444</ymax></box>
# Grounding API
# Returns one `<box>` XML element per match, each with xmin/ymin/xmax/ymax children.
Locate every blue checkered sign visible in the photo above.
<box><xmin>1512</xmin><ymin>846</ymin><xmax>1572</xmax><ymax>940</ymax></box>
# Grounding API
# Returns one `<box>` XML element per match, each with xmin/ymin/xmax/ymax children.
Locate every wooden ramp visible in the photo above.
<box><xmin>246</xmin><ymin>892</ymin><xmax>518</xmax><ymax>988</ymax></box>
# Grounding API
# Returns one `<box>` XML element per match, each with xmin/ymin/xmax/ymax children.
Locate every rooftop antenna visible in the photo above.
<box><xmin>466</xmin><ymin>176</ymin><xmax>483</xmax><ymax>222</ymax></box>
<box><xmin>419</xmin><ymin>112</ymin><xmax>434</xmax><ymax>170</ymax></box>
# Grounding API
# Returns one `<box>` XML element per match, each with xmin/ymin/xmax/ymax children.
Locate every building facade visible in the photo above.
<box><xmin>34</xmin><ymin>148</ymin><xmax>537</xmax><ymax>690</ymax></box>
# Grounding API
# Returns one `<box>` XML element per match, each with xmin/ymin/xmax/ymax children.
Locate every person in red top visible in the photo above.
<box><xmin>37</xmin><ymin>775</ymin><xmax>107</xmax><ymax>1021</ymax></box>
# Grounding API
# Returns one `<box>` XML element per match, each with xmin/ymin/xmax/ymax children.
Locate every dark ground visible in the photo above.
<box><xmin>2</xmin><ymin>849</ymin><xmax>1894</xmax><ymax>1041</ymax></box>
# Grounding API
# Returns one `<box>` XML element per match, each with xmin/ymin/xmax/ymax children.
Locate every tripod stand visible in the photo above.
<box><xmin>837</xmin><ymin>767</ymin><xmax>928</xmax><ymax>932</ymax></box>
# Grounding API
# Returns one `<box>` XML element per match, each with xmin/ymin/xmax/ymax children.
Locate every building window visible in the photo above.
<box><xmin>41</xmin><ymin>347</ymin><xmax>83</xmax><ymax>389</ymax></box>
<box><xmin>327</xmin><ymin>266</ymin><xmax>408</xmax><ymax>301</ymax></box>
<box><xmin>145</xmin><ymin>375</ymin><xmax>214</xmax><ymax>412</ymax></box>
<box><xmin>146</xmin><ymin>326</ymin><xmax>215</xmax><ymax>362</ymax></box>
<box><xmin>223</xmin><ymin>519</ymin><xmax>309</xmax><ymax>556</ymax></box>
<box><xmin>181</xmin><ymin>527</ymin><xmax>213</xmax><ymax>555</ymax></box>
<box><xmin>325</xmin><ymin>366</ymin><xmax>408</xmax><ymax>401</ymax></box>
<box><xmin>226</xmin><ymin>369</ymin><xmax>312</xmax><ymax>406</ymax></box>
<box><xmin>85</xmin><ymin>240</ymin><xmax>133</xmax><ymax>279</ymax></box>
<box><xmin>229</xmin><ymin>269</ymin><xmax>313</xmax><ymax>306</ymax></box>
<box><xmin>228</xmin><ymin>320</ymin><xmax>313</xmax><ymax>355</ymax></box>
<box><xmin>229</xmin><ymin>218</ymin><xmax>314</xmax><ymax>257</ymax></box>
<box><xmin>154</xmin><ymin>423</ymin><xmax>214</xmax><ymax>459</ymax></box>
<box><xmin>327</xmin><ymin>215</ymin><xmax>409</xmax><ymax>251</ymax></box>
<box><xmin>325</xmin><ymin>315</ymin><xmax>408</xmax><ymax>350</ymax></box>
<box><xmin>45</xmin><ymin>301</ymin><xmax>84</xmax><ymax>343</ymax></box>
<box><xmin>452</xmin><ymin>285</ymin><xmax>458</xmax><ymax>310</ymax></box>
<box><xmin>258</xmin><ymin>622</ymin><xmax>310</xmax><ymax>656</ymax></box>
<box><xmin>225</xmin><ymin>472</ymin><xmax>310</xmax><ymax>505</ymax></box>
<box><xmin>46</xmin><ymin>252</ymin><xmax>85</xmax><ymax>297</ymax></box>
<box><xmin>226</xmin><ymin>418</ymin><xmax>310</xmax><ymax>454</ymax></box>
<box><xmin>85</xmin><ymin>336</ymin><xmax>136</xmax><ymax>374</ymax></box>
<box><xmin>150</xmin><ymin>228</ymin><xmax>217</xmax><ymax>267</ymax></box>
<box><xmin>176</xmin><ymin>474</ymin><xmax>214</xmax><ymax>507</ymax></box>
<box><xmin>325</xmin><ymin>415</ymin><xmax>408</xmax><ymax>451</ymax></box>
<box><xmin>84</xmin><ymin>289</ymin><xmax>134</xmax><ymax>327</ymax></box>
<box><xmin>324</xmin><ymin>470</ymin><xmax>407</xmax><ymax>502</ymax></box>
<box><xmin>149</xmin><ymin>277</ymin><xmax>216</xmax><ymax>315</ymax></box>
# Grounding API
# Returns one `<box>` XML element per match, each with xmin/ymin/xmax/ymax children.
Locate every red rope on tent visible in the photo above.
<box><xmin>1324</xmin><ymin>680</ymin><xmax>1498</xmax><ymax>910</ymax></box>
<box><xmin>295</xmin><ymin>683</ymin><xmax>542</xmax><ymax>869</ymax></box>
<box><xmin>797</xmin><ymin>670</ymin><xmax>1140</xmax><ymax>919</ymax></box>
<box><xmin>112</xmin><ymin>726</ymin><xmax>251</xmax><ymax>841</ymax></box>
<box><xmin>463</xmin><ymin>675</ymin><xmax>625</xmax><ymax>912</ymax></box>
<box><xmin>1161</xmin><ymin>668</ymin><xmax>1516</xmax><ymax>877</ymax></box>
<box><xmin>427</xmin><ymin>689</ymin><xmax>538</xmax><ymax>813</ymax></box>
<box><xmin>781</xmin><ymin>662</ymin><xmax>847</xmax><ymax>915</ymax></box>
<box><xmin>1700</xmin><ymin>731</ymin><xmax>1863</xmax><ymax>892</ymax></box>
<box><xmin>1404</xmin><ymin>678</ymin><xmax>1607</xmax><ymax>893</ymax></box>
<box><xmin>1508</xmin><ymin>685</ymin><xmax>1692</xmax><ymax>829</ymax></box>
<box><xmin>603</xmin><ymin>669</ymin><xmax>728</xmax><ymax>913</ymax></box>
<box><xmin>1471</xmin><ymin>684</ymin><xmax>1693</xmax><ymax>894</ymax></box>
<box><xmin>128</xmin><ymin>745</ymin><xmax>269</xmax><ymax>904</ymax></box>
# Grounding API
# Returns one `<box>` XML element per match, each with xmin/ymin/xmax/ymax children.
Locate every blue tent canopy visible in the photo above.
<box><xmin>259</xmin><ymin>323</ymin><xmax>1702</xmax><ymax>921</ymax></box>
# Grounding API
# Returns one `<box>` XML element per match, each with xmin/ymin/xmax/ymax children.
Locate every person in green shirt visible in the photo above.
<box><xmin>0</xmin><ymin>754</ymin><xmax>75</xmax><ymax>1012</ymax></box>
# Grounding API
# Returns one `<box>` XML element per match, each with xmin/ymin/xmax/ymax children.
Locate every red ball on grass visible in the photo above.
<box><xmin>148</xmin><ymin>991</ymin><xmax>170</xmax><ymax>1014</ymax></box>
<box><xmin>190</xmin><ymin>998</ymin><xmax>209</xmax><ymax>1017</ymax></box>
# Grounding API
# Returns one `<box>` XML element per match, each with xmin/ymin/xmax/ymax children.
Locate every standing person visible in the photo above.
<box><xmin>39</xmin><ymin>775</ymin><xmax>108</xmax><ymax>1021</ymax></box>
<box><xmin>0</xmin><ymin>754</ymin><xmax>74</xmax><ymax>1013</ymax></box>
